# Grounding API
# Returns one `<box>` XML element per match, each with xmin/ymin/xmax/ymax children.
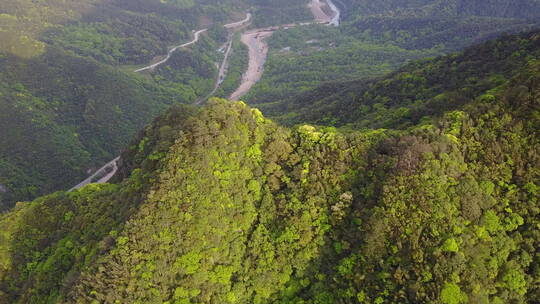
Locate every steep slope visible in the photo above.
<box><xmin>0</xmin><ymin>0</ymin><xmax>255</xmax><ymax>209</ymax></box>
<box><xmin>286</xmin><ymin>65</ymin><xmax>540</xmax><ymax>303</ymax></box>
<box><xmin>0</xmin><ymin>30</ymin><xmax>539</xmax><ymax>302</ymax></box>
<box><xmin>254</xmin><ymin>29</ymin><xmax>540</xmax><ymax>128</ymax></box>
<box><xmin>243</xmin><ymin>0</ymin><xmax>540</xmax><ymax>105</ymax></box>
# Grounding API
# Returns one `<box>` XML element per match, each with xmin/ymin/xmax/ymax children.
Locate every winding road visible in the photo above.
<box><xmin>196</xmin><ymin>13</ymin><xmax>252</xmax><ymax>104</ymax></box>
<box><xmin>70</xmin><ymin>4</ymin><xmax>338</xmax><ymax>190</ymax></box>
<box><xmin>134</xmin><ymin>29</ymin><xmax>208</xmax><ymax>73</ymax></box>
<box><xmin>135</xmin><ymin>13</ymin><xmax>251</xmax><ymax>74</ymax></box>
<box><xmin>224</xmin><ymin>13</ymin><xmax>252</xmax><ymax>29</ymax></box>
<box><xmin>229</xmin><ymin>0</ymin><xmax>341</xmax><ymax>101</ymax></box>
<box><xmin>69</xmin><ymin>157</ymin><xmax>120</xmax><ymax>191</ymax></box>
<box><xmin>70</xmin><ymin>14</ymin><xmax>253</xmax><ymax>190</ymax></box>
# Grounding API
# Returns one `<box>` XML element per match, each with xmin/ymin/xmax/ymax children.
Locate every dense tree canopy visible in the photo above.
<box><xmin>0</xmin><ymin>31</ymin><xmax>539</xmax><ymax>301</ymax></box>
<box><xmin>0</xmin><ymin>1</ymin><xmax>539</xmax><ymax>303</ymax></box>
<box><xmin>243</xmin><ymin>0</ymin><xmax>540</xmax><ymax>110</ymax></box>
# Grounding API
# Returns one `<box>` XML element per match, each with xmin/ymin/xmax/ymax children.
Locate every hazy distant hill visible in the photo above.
<box><xmin>344</xmin><ymin>0</ymin><xmax>540</xmax><ymax>18</ymax></box>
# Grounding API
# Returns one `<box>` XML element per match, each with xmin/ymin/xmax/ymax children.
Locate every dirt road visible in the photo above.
<box><xmin>229</xmin><ymin>29</ymin><xmax>273</xmax><ymax>101</ymax></box>
<box><xmin>309</xmin><ymin>0</ymin><xmax>332</xmax><ymax>23</ymax></box>
<box><xmin>229</xmin><ymin>0</ymin><xmax>341</xmax><ymax>101</ymax></box>
<box><xmin>197</xmin><ymin>13</ymin><xmax>252</xmax><ymax>104</ymax></box>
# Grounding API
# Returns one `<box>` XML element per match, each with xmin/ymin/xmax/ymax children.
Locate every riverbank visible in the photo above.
<box><xmin>230</xmin><ymin>29</ymin><xmax>273</xmax><ymax>101</ymax></box>
<box><xmin>134</xmin><ymin>29</ymin><xmax>208</xmax><ymax>73</ymax></box>
<box><xmin>229</xmin><ymin>0</ymin><xmax>341</xmax><ymax>101</ymax></box>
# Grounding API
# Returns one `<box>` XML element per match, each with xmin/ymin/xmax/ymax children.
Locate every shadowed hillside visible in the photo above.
<box><xmin>0</xmin><ymin>29</ymin><xmax>539</xmax><ymax>303</ymax></box>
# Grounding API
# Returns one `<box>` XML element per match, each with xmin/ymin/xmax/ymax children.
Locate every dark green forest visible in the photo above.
<box><xmin>0</xmin><ymin>28</ymin><xmax>539</xmax><ymax>303</ymax></box>
<box><xmin>0</xmin><ymin>0</ymin><xmax>276</xmax><ymax>209</ymax></box>
<box><xmin>243</xmin><ymin>0</ymin><xmax>540</xmax><ymax>106</ymax></box>
<box><xmin>0</xmin><ymin>0</ymin><xmax>539</xmax><ymax>303</ymax></box>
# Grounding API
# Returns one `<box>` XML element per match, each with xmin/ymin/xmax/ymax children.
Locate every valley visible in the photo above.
<box><xmin>72</xmin><ymin>0</ymin><xmax>339</xmax><ymax>191</ymax></box>
<box><xmin>198</xmin><ymin>13</ymin><xmax>253</xmax><ymax>104</ymax></box>
<box><xmin>230</xmin><ymin>0</ymin><xmax>341</xmax><ymax>100</ymax></box>
<box><xmin>1</xmin><ymin>1</ymin><xmax>540</xmax><ymax>303</ymax></box>
<box><xmin>70</xmin><ymin>12</ymin><xmax>254</xmax><ymax>189</ymax></box>
<box><xmin>4</xmin><ymin>0</ymin><xmax>538</xmax><ymax>211</ymax></box>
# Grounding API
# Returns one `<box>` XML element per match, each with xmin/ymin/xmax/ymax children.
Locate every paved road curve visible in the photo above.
<box><xmin>134</xmin><ymin>29</ymin><xmax>208</xmax><ymax>73</ymax></box>
<box><xmin>69</xmin><ymin>157</ymin><xmax>120</xmax><ymax>191</ymax></box>
<box><xmin>224</xmin><ymin>13</ymin><xmax>252</xmax><ymax>29</ymax></box>
<box><xmin>70</xmin><ymin>14</ymin><xmax>253</xmax><ymax>190</ymax></box>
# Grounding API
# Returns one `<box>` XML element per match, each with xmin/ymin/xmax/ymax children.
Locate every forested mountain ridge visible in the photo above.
<box><xmin>0</xmin><ymin>28</ymin><xmax>539</xmax><ymax>303</ymax></box>
<box><xmin>342</xmin><ymin>0</ymin><xmax>540</xmax><ymax>19</ymax></box>
<box><xmin>242</xmin><ymin>0</ymin><xmax>540</xmax><ymax>107</ymax></box>
<box><xmin>0</xmin><ymin>0</ymin><xmax>311</xmax><ymax>210</ymax></box>
<box><xmin>343</xmin><ymin>0</ymin><xmax>540</xmax><ymax>52</ymax></box>
<box><xmin>0</xmin><ymin>0</ymin><xmax>332</xmax><ymax>210</ymax></box>
<box><xmin>253</xmin><ymin>29</ymin><xmax>540</xmax><ymax>128</ymax></box>
<box><xmin>2</xmin><ymin>0</ymin><xmax>540</xmax><ymax>211</ymax></box>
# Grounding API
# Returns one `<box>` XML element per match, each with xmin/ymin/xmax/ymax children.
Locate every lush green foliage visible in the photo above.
<box><xmin>283</xmin><ymin>67</ymin><xmax>540</xmax><ymax>302</ymax></box>
<box><xmin>244</xmin><ymin>0</ymin><xmax>540</xmax><ymax>108</ymax></box>
<box><xmin>0</xmin><ymin>2</ymin><xmax>539</xmax><ymax>304</ymax></box>
<box><xmin>0</xmin><ymin>0</ymin><xmax>260</xmax><ymax>209</ymax></box>
<box><xmin>255</xmin><ymin>30</ymin><xmax>540</xmax><ymax>129</ymax></box>
<box><xmin>0</xmin><ymin>35</ymin><xmax>539</xmax><ymax>301</ymax></box>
